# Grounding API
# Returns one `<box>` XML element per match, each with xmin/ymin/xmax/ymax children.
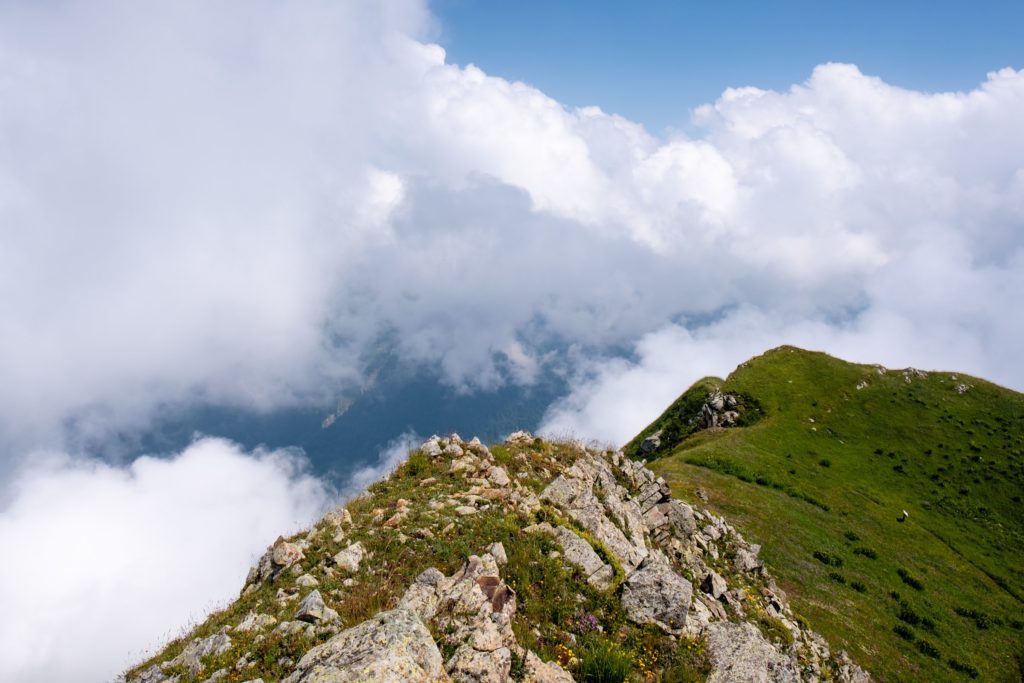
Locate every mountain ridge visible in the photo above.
<box><xmin>124</xmin><ymin>430</ymin><xmax>869</xmax><ymax>682</ymax></box>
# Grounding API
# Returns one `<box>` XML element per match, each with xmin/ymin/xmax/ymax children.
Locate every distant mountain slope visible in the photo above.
<box><xmin>632</xmin><ymin>346</ymin><xmax>1024</xmax><ymax>681</ymax></box>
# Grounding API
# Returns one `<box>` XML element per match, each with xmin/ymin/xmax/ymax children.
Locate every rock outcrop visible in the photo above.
<box><xmin>125</xmin><ymin>432</ymin><xmax>869</xmax><ymax>683</ymax></box>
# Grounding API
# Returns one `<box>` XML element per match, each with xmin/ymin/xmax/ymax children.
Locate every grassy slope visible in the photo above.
<box><xmin>643</xmin><ymin>346</ymin><xmax>1024</xmax><ymax>682</ymax></box>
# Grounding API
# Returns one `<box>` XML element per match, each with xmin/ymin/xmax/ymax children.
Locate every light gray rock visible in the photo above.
<box><xmin>234</xmin><ymin>612</ymin><xmax>277</xmax><ymax>633</ymax></box>
<box><xmin>445</xmin><ymin>644</ymin><xmax>511</xmax><ymax>682</ymax></box>
<box><xmin>702</xmin><ymin>571</ymin><xmax>728</xmax><ymax>599</ymax></box>
<box><xmin>283</xmin><ymin>608</ymin><xmax>448</xmax><ymax>682</ymax></box>
<box><xmin>296</xmin><ymin>573</ymin><xmax>320</xmax><ymax>588</ymax></box>
<box><xmin>296</xmin><ymin>589</ymin><xmax>338</xmax><ymax>624</ymax></box>
<box><xmin>523</xmin><ymin>651</ymin><xmax>575</xmax><ymax>682</ymax></box>
<box><xmin>621</xmin><ymin>552</ymin><xmax>691</xmax><ymax>634</ymax></box>
<box><xmin>551</xmin><ymin>525</ymin><xmax>615</xmax><ymax>590</ymax></box>
<box><xmin>333</xmin><ymin>542</ymin><xmax>365</xmax><ymax>572</ymax></box>
<box><xmin>165</xmin><ymin>628</ymin><xmax>232</xmax><ymax>678</ymax></box>
<box><xmin>421</xmin><ymin>438</ymin><xmax>443</xmax><ymax>457</ymax></box>
<box><xmin>705</xmin><ymin>621</ymin><xmax>800</xmax><ymax>682</ymax></box>
<box><xmin>488</xmin><ymin>542</ymin><xmax>508</xmax><ymax>565</ymax></box>
<box><xmin>488</xmin><ymin>465</ymin><xmax>511</xmax><ymax>487</ymax></box>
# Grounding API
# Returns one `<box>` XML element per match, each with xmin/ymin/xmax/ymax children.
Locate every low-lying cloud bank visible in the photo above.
<box><xmin>1</xmin><ymin>0</ymin><xmax>1022</xmax><ymax>455</ymax></box>
<box><xmin>0</xmin><ymin>438</ymin><xmax>333</xmax><ymax>683</ymax></box>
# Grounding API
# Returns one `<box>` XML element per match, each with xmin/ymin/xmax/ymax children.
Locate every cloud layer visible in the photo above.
<box><xmin>1</xmin><ymin>1</ymin><xmax>1022</xmax><ymax>453</ymax></box>
<box><xmin>0</xmin><ymin>438</ymin><xmax>332</xmax><ymax>683</ymax></box>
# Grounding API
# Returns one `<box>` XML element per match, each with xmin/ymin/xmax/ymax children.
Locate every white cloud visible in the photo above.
<box><xmin>340</xmin><ymin>431</ymin><xmax>421</xmax><ymax>500</ymax></box>
<box><xmin>0</xmin><ymin>438</ymin><xmax>332</xmax><ymax>683</ymax></box>
<box><xmin>1</xmin><ymin>3</ymin><xmax>1023</xmax><ymax>453</ymax></box>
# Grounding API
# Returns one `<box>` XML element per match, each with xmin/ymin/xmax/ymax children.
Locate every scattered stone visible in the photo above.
<box><xmin>488</xmin><ymin>465</ymin><xmax>511</xmax><ymax>487</ymax></box>
<box><xmin>488</xmin><ymin>542</ymin><xmax>508</xmax><ymax>565</ymax></box>
<box><xmin>235</xmin><ymin>612</ymin><xmax>277</xmax><ymax>633</ymax></box>
<box><xmin>296</xmin><ymin>589</ymin><xmax>339</xmax><ymax>624</ymax></box>
<box><xmin>455</xmin><ymin>505</ymin><xmax>477</xmax><ymax>516</ymax></box>
<box><xmin>702</xmin><ymin>570</ymin><xmax>728</xmax><ymax>599</ymax></box>
<box><xmin>333</xmin><ymin>542</ymin><xmax>365</xmax><ymax>572</ymax></box>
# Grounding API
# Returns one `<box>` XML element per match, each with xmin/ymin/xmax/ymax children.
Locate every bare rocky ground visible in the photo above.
<box><xmin>125</xmin><ymin>432</ymin><xmax>870</xmax><ymax>682</ymax></box>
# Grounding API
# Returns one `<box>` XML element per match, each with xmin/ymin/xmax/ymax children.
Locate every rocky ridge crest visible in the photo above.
<box><xmin>126</xmin><ymin>432</ymin><xmax>869</xmax><ymax>683</ymax></box>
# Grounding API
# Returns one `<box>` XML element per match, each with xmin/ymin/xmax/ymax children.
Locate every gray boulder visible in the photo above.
<box><xmin>621</xmin><ymin>552</ymin><xmax>691</xmax><ymax>634</ymax></box>
<box><xmin>282</xmin><ymin>608</ymin><xmax>448</xmax><ymax>682</ymax></box>
<box><xmin>706</xmin><ymin>621</ymin><xmax>800</xmax><ymax>682</ymax></box>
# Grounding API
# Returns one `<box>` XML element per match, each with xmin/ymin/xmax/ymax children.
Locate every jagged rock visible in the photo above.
<box><xmin>421</xmin><ymin>437</ymin><xmax>444</xmax><ymax>457</ymax></box>
<box><xmin>539</xmin><ymin>523</ymin><xmax>615</xmax><ymax>590</ymax></box>
<box><xmin>234</xmin><ymin>612</ymin><xmax>277</xmax><ymax>633</ymax></box>
<box><xmin>322</xmin><ymin>507</ymin><xmax>352</xmax><ymax>527</ymax></box>
<box><xmin>162</xmin><ymin>628</ymin><xmax>231</xmax><ymax>678</ymax></box>
<box><xmin>271</xmin><ymin>537</ymin><xmax>304</xmax><ymax>568</ymax></box>
<box><xmin>488</xmin><ymin>465</ymin><xmax>511</xmax><ymax>487</ymax></box>
<box><xmin>282</xmin><ymin>609</ymin><xmax>448</xmax><ymax>682</ymax></box>
<box><xmin>734</xmin><ymin>545</ymin><xmax>763</xmax><ymax>574</ymax></box>
<box><xmin>621</xmin><ymin>552</ymin><xmax>691</xmax><ymax>634</ymax></box>
<box><xmin>488</xmin><ymin>542</ymin><xmax>508</xmax><ymax>565</ymax></box>
<box><xmin>639</xmin><ymin>429</ymin><xmax>662</xmax><ymax>455</ymax></box>
<box><xmin>333</xmin><ymin>542</ymin><xmax>365</xmax><ymax>572</ymax></box>
<box><xmin>296</xmin><ymin>589</ymin><xmax>339</xmax><ymax>624</ymax></box>
<box><xmin>701</xmin><ymin>570</ymin><xmax>728</xmax><ymax>599</ymax></box>
<box><xmin>505</xmin><ymin>430</ymin><xmax>534</xmax><ymax>445</ymax></box>
<box><xmin>131</xmin><ymin>665</ymin><xmax>177</xmax><ymax>683</ymax></box>
<box><xmin>705</xmin><ymin>621</ymin><xmax>800</xmax><ymax>682</ymax></box>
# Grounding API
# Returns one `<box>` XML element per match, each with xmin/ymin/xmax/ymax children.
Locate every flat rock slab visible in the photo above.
<box><xmin>706</xmin><ymin>621</ymin><xmax>800</xmax><ymax>683</ymax></box>
<box><xmin>283</xmin><ymin>608</ymin><xmax>449</xmax><ymax>682</ymax></box>
<box><xmin>621</xmin><ymin>552</ymin><xmax>691</xmax><ymax>635</ymax></box>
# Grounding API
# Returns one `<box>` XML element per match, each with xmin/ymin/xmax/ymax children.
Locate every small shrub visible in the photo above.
<box><xmin>893</xmin><ymin>624</ymin><xmax>915</xmax><ymax>641</ymax></box>
<box><xmin>509</xmin><ymin>649</ymin><xmax>526</xmax><ymax>681</ymax></box>
<box><xmin>850</xmin><ymin>580</ymin><xmax>867</xmax><ymax>593</ymax></box>
<box><xmin>947</xmin><ymin>659</ymin><xmax>980</xmax><ymax>678</ymax></box>
<box><xmin>916</xmin><ymin>639</ymin><xmax>941</xmax><ymax>659</ymax></box>
<box><xmin>897</xmin><ymin>568</ymin><xmax>924</xmax><ymax>591</ymax></box>
<box><xmin>819</xmin><ymin>458</ymin><xmax>832</xmax><ymax>468</ymax></box>
<box><xmin>844</xmin><ymin>531</ymin><xmax>860</xmax><ymax>542</ymax></box>
<box><xmin>813</xmin><ymin>551</ymin><xmax>843</xmax><ymax>567</ymax></box>
<box><xmin>897</xmin><ymin>602</ymin><xmax>922</xmax><ymax>626</ymax></box>
<box><xmin>828</xmin><ymin>572</ymin><xmax>846</xmax><ymax>584</ymax></box>
<box><xmin>853</xmin><ymin>547</ymin><xmax>878</xmax><ymax>559</ymax></box>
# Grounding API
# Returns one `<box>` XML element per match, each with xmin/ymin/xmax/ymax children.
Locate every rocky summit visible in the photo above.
<box><xmin>124</xmin><ymin>430</ymin><xmax>869</xmax><ymax>682</ymax></box>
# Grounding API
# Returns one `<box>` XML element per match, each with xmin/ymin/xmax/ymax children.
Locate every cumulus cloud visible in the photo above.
<box><xmin>340</xmin><ymin>431</ymin><xmax>421</xmax><ymax>500</ymax></box>
<box><xmin>1</xmin><ymin>1</ymin><xmax>1023</xmax><ymax>456</ymax></box>
<box><xmin>0</xmin><ymin>437</ymin><xmax>332</xmax><ymax>683</ymax></box>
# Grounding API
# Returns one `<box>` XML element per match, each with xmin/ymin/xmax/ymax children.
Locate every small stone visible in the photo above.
<box><xmin>455</xmin><ymin>505</ymin><xmax>477</xmax><ymax>516</ymax></box>
<box><xmin>488</xmin><ymin>466</ymin><xmax>511</xmax><ymax>487</ymax></box>
<box><xmin>488</xmin><ymin>542</ymin><xmax>508</xmax><ymax>565</ymax></box>
<box><xmin>295</xmin><ymin>574</ymin><xmax>319</xmax><ymax>588</ymax></box>
<box><xmin>296</xmin><ymin>589</ymin><xmax>338</xmax><ymax>624</ymax></box>
<box><xmin>333</xmin><ymin>542</ymin><xmax>365</xmax><ymax>572</ymax></box>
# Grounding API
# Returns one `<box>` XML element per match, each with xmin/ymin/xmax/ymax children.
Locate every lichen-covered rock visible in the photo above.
<box><xmin>296</xmin><ymin>589</ymin><xmax>338</xmax><ymax>624</ymax></box>
<box><xmin>705</xmin><ymin>621</ymin><xmax>801</xmax><ymax>682</ymax></box>
<box><xmin>621</xmin><ymin>552</ymin><xmax>691</xmax><ymax>635</ymax></box>
<box><xmin>282</xmin><ymin>608</ymin><xmax>448</xmax><ymax>682</ymax></box>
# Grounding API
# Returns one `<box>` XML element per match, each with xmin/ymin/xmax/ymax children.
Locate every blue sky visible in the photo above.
<box><xmin>435</xmin><ymin>0</ymin><xmax>1024</xmax><ymax>132</ymax></box>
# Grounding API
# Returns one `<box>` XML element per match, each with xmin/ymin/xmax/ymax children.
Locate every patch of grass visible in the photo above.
<box><xmin>645</xmin><ymin>346</ymin><xmax>1024</xmax><ymax>681</ymax></box>
<box><xmin>574</xmin><ymin>635</ymin><xmax>633</xmax><ymax>683</ymax></box>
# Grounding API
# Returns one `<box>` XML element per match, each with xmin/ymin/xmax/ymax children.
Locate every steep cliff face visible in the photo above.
<box><xmin>125</xmin><ymin>432</ymin><xmax>869</xmax><ymax>683</ymax></box>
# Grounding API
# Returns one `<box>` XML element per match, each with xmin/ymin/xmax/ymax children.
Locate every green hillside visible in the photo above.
<box><xmin>632</xmin><ymin>346</ymin><xmax>1024</xmax><ymax>682</ymax></box>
